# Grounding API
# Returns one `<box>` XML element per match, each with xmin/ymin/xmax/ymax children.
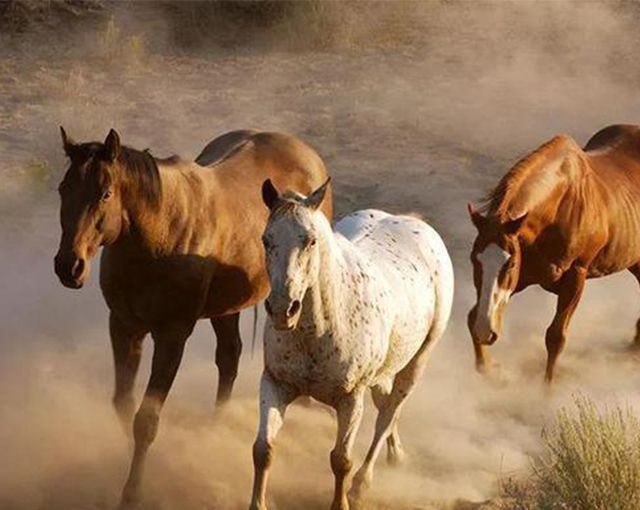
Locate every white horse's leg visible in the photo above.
<box><xmin>350</xmin><ymin>337</ymin><xmax>434</xmax><ymax>506</ymax></box>
<box><xmin>330</xmin><ymin>390</ymin><xmax>365</xmax><ymax>510</ymax></box>
<box><xmin>371</xmin><ymin>380</ymin><xmax>405</xmax><ymax>466</ymax></box>
<box><xmin>249</xmin><ymin>372</ymin><xmax>297</xmax><ymax>510</ymax></box>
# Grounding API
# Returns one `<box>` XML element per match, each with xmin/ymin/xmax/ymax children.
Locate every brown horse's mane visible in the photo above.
<box><xmin>117</xmin><ymin>145</ymin><xmax>163</xmax><ymax>210</ymax></box>
<box><xmin>72</xmin><ymin>142</ymin><xmax>163</xmax><ymax>210</ymax></box>
<box><xmin>481</xmin><ymin>134</ymin><xmax>578</xmax><ymax>219</ymax></box>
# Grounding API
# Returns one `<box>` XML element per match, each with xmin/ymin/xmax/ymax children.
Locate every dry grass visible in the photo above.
<box><xmin>501</xmin><ymin>396</ymin><xmax>640</xmax><ymax>510</ymax></box>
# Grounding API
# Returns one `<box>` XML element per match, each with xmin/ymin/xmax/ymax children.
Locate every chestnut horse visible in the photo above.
<box><xmin>468</xmin><ymin>124</ymin><xmax>640</xmax><ymax>383</ymax></box>
<box><xmin>54</xmin><ymin>128</ymin><xmax>332</xmax><ymax>507</ymax></box>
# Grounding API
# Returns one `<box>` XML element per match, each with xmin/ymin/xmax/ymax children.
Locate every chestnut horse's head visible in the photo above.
<box><xmin>54</xmin><ymin>128</ymin><xmax>129</xmax><ymax>288</ymax></box>
<box><xmin>467</xmin><ymin>203</ymin><xmax>528</xmax><ymax>345</ymax></box>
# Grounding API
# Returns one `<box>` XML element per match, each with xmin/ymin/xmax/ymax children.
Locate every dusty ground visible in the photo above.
<box><xmin>2</xmin><ymin>2</ymin><xmax>640</xmax><ymax>509</ymax></box>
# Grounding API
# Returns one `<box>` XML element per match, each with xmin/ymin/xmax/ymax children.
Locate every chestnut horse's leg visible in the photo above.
<box><xmin>110</xmin><ymin>313</ymin><xmax>147</xmax><ymax>431</ymax></box>
<box><xmin>119</xmin><ymin>321</ymin><xmax>194</xmax><ymax>509</ymax></box>
<box><xmin>250</xmin><ymin>372</ymin><xmax>297</xmax><ymax>510</ymax></box>
<box><xmin>211</xmin><ymin>313</ymin><xmax>242</xmax><ymax>406</ymax></box>
<box><xmin>467</xmin><ymin>305</ymin><xmax>491</xmax><ymax>373</ymax></box>
<box><xmin>627</xmin><ymin>265</ymin><xmax>640</xmax><ymax>345</ymax></box>
<box><xmin>544</xmin><ymin>266</ymin><xmax>587</xmax><ymax>383</ymax></box>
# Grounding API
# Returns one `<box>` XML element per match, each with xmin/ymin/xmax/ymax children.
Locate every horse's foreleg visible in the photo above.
<box><xmin>544</xmin><ymin>266</ymin><xmax>586</xmax><ymax>383</ymax></box>
<box><xmin>211</xmin><ymin>313</ymin><xmax>242</xmax><ymax>406</ymax></box>
<box><xmin>468</xmin><ymin>305</ymin><xmax>490</xmax><ymax>373</ymax></box>
<box><xmin>250</xmin><ymin>372</ymin><xmax>297</xmax><ymax>510</ymax></box>
<box><xmin>110</xmin><ymin>313</ymin><xmax>147</xmax><ymax>431</ymax></box>
<box><xmin>330</xmin><ymin>390</ymin><xmax>365</xmax><ymax>510</ymax></box>
<box><xmin>119</xmin><ymin>322</ymin><xmax>193</xmax><ymax>510</ymax></box>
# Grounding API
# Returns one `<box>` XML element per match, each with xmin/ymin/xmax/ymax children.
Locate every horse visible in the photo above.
<box><xmin>53</xmin><ymin>127</ymin><xmax>332</xmax><ymax>508</ymax></box>
<box><xmin>468</xmin><ymin>124</ymin><xmax>640</xmax><ymax>383</ymax></box>
<box><xmin>250</xmin><ymin>179</ymin><xmax>454</xmax><ymax>510</ymax></box>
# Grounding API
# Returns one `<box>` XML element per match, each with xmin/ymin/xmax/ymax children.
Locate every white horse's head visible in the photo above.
<box><xmin>261</xmin><ymin>178</ymin><xmax>332</xmax><ymax>331</ymax></box>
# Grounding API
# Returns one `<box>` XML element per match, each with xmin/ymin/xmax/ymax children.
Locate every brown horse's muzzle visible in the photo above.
<box><xmin>54</xmin><ymin>251</ymin><xmax>88</xmax><ymax>289</ymax></box>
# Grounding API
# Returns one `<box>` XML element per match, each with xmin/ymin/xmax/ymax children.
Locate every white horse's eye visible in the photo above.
<box><xmin>309</xmin><ymin>238</ymin><xmax>317</xmax><ymax>247</ymax></box>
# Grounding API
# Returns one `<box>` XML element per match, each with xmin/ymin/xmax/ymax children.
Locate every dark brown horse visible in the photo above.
<box><xmin>54</xmin><ymin>127</ymin><xmax>332</xmax><ymax>507</ymax></box>
<box><xmin>468</xmin><ymin>124</ymin><xmax>640</xmax><ymax>383</ymax></box>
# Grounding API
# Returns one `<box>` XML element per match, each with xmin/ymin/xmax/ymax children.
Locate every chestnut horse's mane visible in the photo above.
<box><xmin>480</xmin><ymin>134</ymin><xmax>580</xmax><ymax>220</ymax></box>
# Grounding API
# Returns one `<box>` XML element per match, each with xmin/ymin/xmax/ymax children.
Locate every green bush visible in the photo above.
<box><xmin>502</xmin><ymin>396</ymin><xmax>640</xmax><ymax>510</ymax></box>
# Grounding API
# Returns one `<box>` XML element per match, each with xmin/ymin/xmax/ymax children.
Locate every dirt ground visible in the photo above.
<box><xmin>2</xmin><ymin>2</ymin><xmax>640</xmax><ymax>509</ymax></box>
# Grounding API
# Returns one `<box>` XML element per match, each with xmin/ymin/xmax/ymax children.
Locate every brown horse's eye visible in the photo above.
<box><xmin>101</xmin><ymin>189</ymin><xmax>113</xmax><ymax>202</ymax></box>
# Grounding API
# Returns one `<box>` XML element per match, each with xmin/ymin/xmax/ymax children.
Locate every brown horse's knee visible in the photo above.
<box><xmin>330</xmin><ymin>448</ymin><xmax>353</xmax><ymax>478</ymax></box>
<box><xmin>253</xmin><ymin>439</ymin><xmax>274</xmax><ymax>472</ymax></box>
<box><xmin>133</xmin><ymin>406</ymin><xmax>160</xmax><ymax>448</ymax></box>
<box><xmin>216</xmin><ymin>336</ymin><xmax>242</xmax><ymax>380</ymax></box>
<box><xmin>113</xmin><ymin>394</ymin><xmax>136</xmax><ymax>428</ymax></box>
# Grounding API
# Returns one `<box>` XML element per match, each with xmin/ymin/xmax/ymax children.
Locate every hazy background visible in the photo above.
<box><xmin>2</xmin><ymin>1</ymin><xmax>640</xmax><ymax>509</ymax></box>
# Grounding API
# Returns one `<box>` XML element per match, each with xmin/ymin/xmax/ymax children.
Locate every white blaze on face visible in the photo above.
<box><xmin>474</xmin><ymin>243</ymin><xmax>512</xmax><ymax>342</ymax></box>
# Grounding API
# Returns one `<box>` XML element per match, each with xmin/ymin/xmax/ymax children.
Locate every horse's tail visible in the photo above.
<box><xmin>251</xmin><ymin>304</ymin><xmax>259</xmax><ymax>358</ymax></box>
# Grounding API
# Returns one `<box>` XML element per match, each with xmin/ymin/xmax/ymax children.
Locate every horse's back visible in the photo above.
<box><xmin>584</xmin><ymin>124</ymin><xmax>640</xmax><ymax>153</ymax></box>
<box><xmin>195</xmin><ymin>129</ymin><xmax>259</xmax><ymax>167</ymax></box>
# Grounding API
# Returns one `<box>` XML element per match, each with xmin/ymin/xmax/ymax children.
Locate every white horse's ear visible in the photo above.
<box><xmin>304</xmin><ymin>178</ymin><xmax>331</xmax><ymax>210</ymax></box>
<box><xmin>262</xmin><ymin>179</ymin><xmax>280</xmax><ymax>210</ymax></box>
<box><xmin>503</xmin><ymin>212</ymin><xmax>528</xmax><ymax>235</ymax></box>
<box><xmin>103</xmin><ymin>128</ymin><xmax>121</xmax><ymax>162</ymax></box>
<box><xmin>467</xmin><ymin>203</ymin><xmax>486</xmax><ymax>229</ymax></box>
<box><xmin>60</xmin><ymin>126</ymin><xmax>75</xmax><ymax>155</ymax></box>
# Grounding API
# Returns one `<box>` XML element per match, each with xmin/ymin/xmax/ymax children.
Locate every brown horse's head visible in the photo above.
<box><xmin>54</xmin><ymin>128</ymin><xmax>128</xmax><ymax>288</ymax></box>
<box><xmin>467</xmin><ymin>203</ymin><xmax>528</xmax><ymax>345</ymax></box>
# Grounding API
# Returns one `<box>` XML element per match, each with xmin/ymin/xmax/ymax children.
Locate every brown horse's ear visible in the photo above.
<box><xmin>304</xmin><ymin>178</ymin><xmax>331</xmax><ymax>211</ymax></box>
<box><xmin>503</xmin><ymin>212</ymin><xmax>528</xmax><ymax>235</ymax></box>
<box><xmin>60</xmin><ymin>126</ymin><xmax>75</xmax><ymax>155</ymax></box>
<box><xmin>103</xmin><ymin>129</ymin><xmax>121</xmax><ymax>162</ymax></box>
<box><xmin>262</xmin><ymin>179</ymin><xmax>280</xmax><ymax>210</ymax></box>
<box><xmin>467</xmin><ymin>203</ymin><xmax>486</xmax><ymax>229</ymax></box>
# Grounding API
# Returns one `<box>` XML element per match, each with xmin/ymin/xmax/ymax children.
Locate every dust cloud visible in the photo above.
<box><xmin>2</xmin><ymin>1</ymin><xmax>640</xmax><ymax>509</ymax></box>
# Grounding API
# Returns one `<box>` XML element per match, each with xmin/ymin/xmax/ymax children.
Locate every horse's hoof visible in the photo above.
<box><xmin>387</xmin><ymin>448</ymin><xmax>407</xmax><ymax>467</ymax></box>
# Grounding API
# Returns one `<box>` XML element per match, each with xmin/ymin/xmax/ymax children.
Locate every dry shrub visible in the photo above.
<box><xmin>501</xmin><ymin>396</ymin><xmax>640</xmax><ymax>510</ymax></box>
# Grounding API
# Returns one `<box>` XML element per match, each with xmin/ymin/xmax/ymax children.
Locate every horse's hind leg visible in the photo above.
<box><xmin>211</xmin><ymin>313</ymin><xmax>242</xmax><ymax>406</ymax></box>
<box><xmin>119</xmin><ymin>321</ymin><xmax>193</xmax><ymax>510</ymax></box>
<box><xmin>350</xmin><ymin>336</ymin><xmax>436</xmax><ymax>506</ymax></box>
<box><xmin>627</xmin><ymin>265</ymin><xmax>640</xmax><ymax>346</ymax></box>
<box><xmin>371</xmin><ymin>380</ymin><xmax>405</xmax><ymax>466</ymax></box>
<box><xmin>110</xmin><ymin>312</ymin><xmax>147</xmax><ymax>431</ymax></box>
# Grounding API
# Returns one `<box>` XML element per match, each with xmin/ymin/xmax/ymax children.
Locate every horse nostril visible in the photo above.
<box><xmin>71</xmin><ymin>258</ymin><xmax>85</xmax><ymax>279</ymax></box>
<box><xmin>287</xmin><ymin>300</ymin><xmax>301</xmax><ymax>318</ymax></box>
<box><xmin>488</xmin><ymin>331</ymin><xmax>498</xmax><ymax>344</ymax></box>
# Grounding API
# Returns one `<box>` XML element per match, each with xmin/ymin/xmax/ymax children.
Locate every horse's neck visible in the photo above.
<box><xmin>121</xmin><ymin>161</ymin><xmax>216</xmax><ymax>254</ymax></box>
<box><xmin>495</xmin><ymin>137</ymin><xmax>584</xmax><ymax>221</ymax></box>
<box><xmin>300</xmin><ymin>220</ymin><xmax>352</xmax><ymax>335</ymax></box>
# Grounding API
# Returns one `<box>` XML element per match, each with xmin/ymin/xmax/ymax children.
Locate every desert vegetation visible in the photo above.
<box><xmin>501</xmin><ymin>397</ymin><xmax>640</xmax><ymax>510</ymax></box>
